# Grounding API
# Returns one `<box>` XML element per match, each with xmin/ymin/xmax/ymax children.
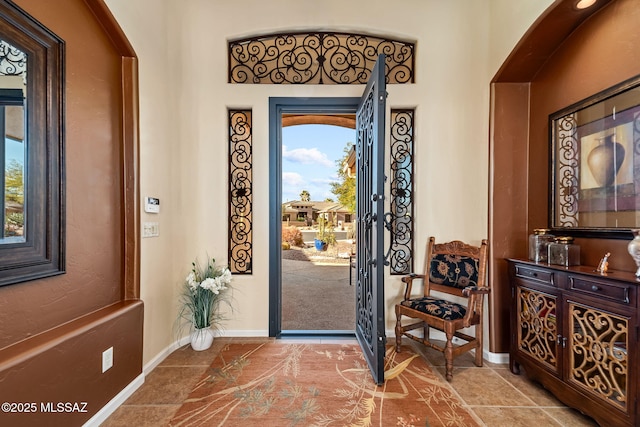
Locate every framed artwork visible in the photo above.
<box><xmin>550</xmin><ymin>74</ymin><xmax>640</xmax><ymax>238</ymax></box>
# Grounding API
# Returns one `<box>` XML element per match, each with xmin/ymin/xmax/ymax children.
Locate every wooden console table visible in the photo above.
<box><xmin>507</xmin><ymin>259</ymin><xmax>638</xmax><ymax>426</ymax></box>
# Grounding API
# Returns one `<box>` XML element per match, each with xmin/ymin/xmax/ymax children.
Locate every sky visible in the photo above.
<box><xmin>6</xmin><ymin>137</ymin><xmax>24</xmax><ymax>165</ymax></box>
<box><xmin>282</xmin><ymin>124</ymin><xmax>355</xmax><ymax>203</ymax></box>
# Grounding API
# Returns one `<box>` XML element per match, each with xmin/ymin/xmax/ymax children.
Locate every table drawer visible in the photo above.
<box><xmin>568</xmin><ymin>277</ymin><xmax>633</xmax><ymax>305</ymax></box>
<box><xmin>514</xmin><ymin>264</ymin><xmax>555</xmax><ymax>287</ymax></box>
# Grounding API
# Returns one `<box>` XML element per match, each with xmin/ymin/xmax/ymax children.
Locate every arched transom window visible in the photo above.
<box><xmin>228</xmin><ymin>31</ymin><xmax>415</xmax><ymax>85</ymax></box>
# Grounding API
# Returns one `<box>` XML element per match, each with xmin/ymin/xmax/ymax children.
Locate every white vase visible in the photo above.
<box><xmin>190</xmin><ymin>327</ymin><xmax>214</xmax><ymax>351</ymax></box>
<box><xmin>627</xmin><ymin>229</ymin><xmax>640</xmax><ymax>277</ymax></box>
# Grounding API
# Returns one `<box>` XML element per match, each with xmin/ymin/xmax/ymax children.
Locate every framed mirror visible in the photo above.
<box><xmin>550</xmin><ymin>73</ymin><xmax>640</xmax><ymax>239</ymax></box>
<box><xmin>0</xmin><ymin>0</ymin><xmax>64</xmax><ymax>286</ymax></box>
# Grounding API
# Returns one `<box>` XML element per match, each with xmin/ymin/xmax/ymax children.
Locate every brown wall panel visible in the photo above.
<box><xmin>489</xmin><ymin>82</ymin><xmax>530</xmax><ymax>352</ymax></box>
<box><xmin>529</xmin><ymin>0</ymin><xmax>640</xmax><ymax>273</ymax></box>
<box><xmin>0</xmin><ymin>301</ymin><xmax>143</xmax><ymax>426</ymax></box>
<box><xmin>491</xmin><ymin>0</ymin><xmax>640</xmax><ymax>351</ymax></box>
<box><xmin>0</xmin><ymin>0</ymin><xmax>124</xmax><ymax>347</ymax></box>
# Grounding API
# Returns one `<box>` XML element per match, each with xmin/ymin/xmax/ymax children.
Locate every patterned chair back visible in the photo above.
<box><xmin>428</xmin><ymin>254</ymin><xmax>480</xmax><ymax>290</ymax></box>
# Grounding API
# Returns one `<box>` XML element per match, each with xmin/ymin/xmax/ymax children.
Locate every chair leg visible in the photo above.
<box><xmin>394</xmin><ymin>307</ymin><xmax>402</xmax><ymax>352</ymax></box>
<box><xmin>444</xmin><ymin>329</ymin><xmax>454</xmax><ymax>382</ymax></box>
<box><xmin>474</xmin><ymin>323</ymin><xmax>483</xmax><ymax>367</ymax></box>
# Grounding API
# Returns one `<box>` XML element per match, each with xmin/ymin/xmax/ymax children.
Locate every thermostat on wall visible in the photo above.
<box><xmin>145</xmin><ymin>197</ymin><xmax>160</xmax><ymax>213</ymax></box>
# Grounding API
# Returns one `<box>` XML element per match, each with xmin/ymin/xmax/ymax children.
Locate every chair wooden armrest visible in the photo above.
<box><xmin>401</xmin><ymin>273</ymin><xmax>425</xmax><ymax>283</ymax></box>
<box><xmin>461</xmin><ymin>286</ymin><xmax>490</xmax><ymax>327</ymax></box>
<box><xmin>400</xmin><ymin>273</ymin><xmax>425</xmax><ymax>300</ymax></box>
<box><xmin>462</xmin><ymin>286</ymin><xmax>490</xmax><ymax>297</ymax></box>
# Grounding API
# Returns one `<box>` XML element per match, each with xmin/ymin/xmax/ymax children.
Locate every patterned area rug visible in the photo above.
<box><xmin>169</xmin><ymin>342</ymin><xmax>480</xmax><ymax>427</ymax></box>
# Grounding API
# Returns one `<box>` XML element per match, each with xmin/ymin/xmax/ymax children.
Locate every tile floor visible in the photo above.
<box><xmin>101</xmin><ymin>337</ymin><xmax>599</xmax><ymax>427</ymax></box>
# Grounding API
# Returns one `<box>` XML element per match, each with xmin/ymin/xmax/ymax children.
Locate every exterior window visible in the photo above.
<box><xmin>389</xmin><ymin>109</ymin><xmax>414</xmax><ymax>275</ymax></box>
<box><xmin>229</xmin><ymin>110</ymin><xmax>252</xmax><ymax>274</ymax></box>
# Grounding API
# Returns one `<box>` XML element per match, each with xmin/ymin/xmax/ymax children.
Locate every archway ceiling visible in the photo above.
<box><xmin>494</xmin><ymin>0</ymin><xmax>613</xmax><ymax>82</ymax></box>
<box><xmin>282</xmin><ymin>114</ymin><xmax>355</xmax><ymax>129</ymax></box>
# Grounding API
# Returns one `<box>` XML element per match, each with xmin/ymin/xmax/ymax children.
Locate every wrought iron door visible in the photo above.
<box><xmin>355</xmin><ymin>54</ymin><xmax>387</xmax><ymax>385</ymax></box>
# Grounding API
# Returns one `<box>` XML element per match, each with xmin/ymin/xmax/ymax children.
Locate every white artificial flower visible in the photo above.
<box><xmin>200</xmin><ymin>277</ymin><xmax>216</xmax><ymax>291</ymax></box>
<box><xmin>209</xmin><ymin>276</ymin><xmax>221</xmax><ymax>294</ymax></box>
<box><xmin>220</xmin><ymin>269</ymin><xmax>232</xmax><ymax>285</ymax></box>
<box><xmin>186</xmin><ymin>272</ymin><xmax>198</xmax><ymax>290</ymax></box>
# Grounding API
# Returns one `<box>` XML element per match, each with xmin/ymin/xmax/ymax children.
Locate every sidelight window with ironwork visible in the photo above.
<box><xmin>229</xmin><ymin>31</ymin><xmax>414</xmax><ymax>85</ymax></box>
<box><xmin>388</xmin><ymin>109</ymin><xmax>414</xmax><ymax>274</ymax></box>
<box><xmin>229</xmin><ymin>110</ymin><xmax>253</xmax><ymax>274</ymax></box>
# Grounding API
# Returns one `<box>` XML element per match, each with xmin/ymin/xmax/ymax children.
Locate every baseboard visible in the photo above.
<box><xmin>144</xmin><ymin>335</ymin><xmax>193</xmax><ymax>375</ymax></box>
<box><xmin>483</xmin><ymin>350</ymin><xmax>509</xmax><ymax>364</ymax></box>
<box><xmin>82</xmin><ymin>373</ymin><xmax>144</xmax><ymax>427</ymax></box>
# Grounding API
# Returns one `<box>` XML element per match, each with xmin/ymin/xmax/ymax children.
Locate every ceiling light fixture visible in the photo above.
<box><xmin>575</xmin><ymin>0</ymin><xmax>597</xmax><ymax>9</ymax></box>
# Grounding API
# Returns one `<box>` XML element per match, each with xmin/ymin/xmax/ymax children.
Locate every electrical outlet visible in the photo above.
<box><xmin>102</xmin><ymin>347</ymin><xmax>113</xmax><ymax>373</ymax></box>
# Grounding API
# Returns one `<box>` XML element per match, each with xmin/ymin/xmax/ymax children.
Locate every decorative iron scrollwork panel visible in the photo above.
<box><xmin>554</xmin><ymin>113</ymin><xmax>579</xmax><ymax>227</ymax></box>
<box><xmin>229</xmin><ymin>32</ymin><xmax>414</xmax><ymax>85</ymax></box>
<box><xmin>569</xmin><ymin>302</ymin><xmax>627</xmax><ymax>410</ymax></box>
<box><xmin>229</xmin><ymin>110</ymin><xmax>252</xmax><ymax>274</ymax></box>
<box><xmin>517</xmin><ymin>287</ymin><xmax>558</xmax><ymax>369</ymax></box>
<box><xmin>356</xmin><ymin>89</ymin><xmax>375</xmax><ymax>348</ymax></box>
<box><xmin>389</xmin><ymin>110</ymin><xmax>413</xmax><ymax>274</ymax></box>
<box><xmin>0</xmin><ymin>40</ymin><xmax>26</xmax><ymax>78</ymax></box>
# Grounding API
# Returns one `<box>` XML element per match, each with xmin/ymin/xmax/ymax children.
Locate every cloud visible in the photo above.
<box><xmin>282</xmin><ymin>173</ymin><xmax>334</xmax><ymax>202</ymax></box>
<box><xmin>282</xmin><ymin>172</ymin><xmax>305</xmax><ymax>187</ymax></box>
<box><xmin>283</xmin><ymin>145</ymin><xmax>334</xmax><ymax>168</ymax></box>
<box><xmin>311</xmin><ymin>174</ymin><xmax>339</xmax><ymax>184</ymax></box>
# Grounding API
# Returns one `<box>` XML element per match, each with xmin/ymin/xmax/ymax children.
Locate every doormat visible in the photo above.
<box><xmin>169</xmin><ymin>342</ymin><xmax>480</xmax><ymax>426</ymax></box>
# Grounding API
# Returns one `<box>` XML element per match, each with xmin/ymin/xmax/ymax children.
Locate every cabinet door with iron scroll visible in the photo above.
<box><xmin>564</xmin><ymin>291</ymin><xmax>636</xmax><ymax>420</ymax></box>
<box><xmin>510</xmin><ymin>264</ymin><xmax>562</xmax><ymax>377</ymax></box>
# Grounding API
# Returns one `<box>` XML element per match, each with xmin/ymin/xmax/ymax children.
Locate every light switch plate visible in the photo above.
<box><xmin>143</xmin><ymin>222</ymin><xmax>159</xmax><ymax>238</ymax></box>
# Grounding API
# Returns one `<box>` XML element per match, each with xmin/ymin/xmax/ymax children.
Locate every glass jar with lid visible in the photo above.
<box><xmin>528</xmin><ymin>229</ymin><xmax>555</xmax><ymax>263</ymax></box>
<box><xmin>548</xmin><ymin>236</ymin><xmax>580</xmax><ymax>266</ymax></box>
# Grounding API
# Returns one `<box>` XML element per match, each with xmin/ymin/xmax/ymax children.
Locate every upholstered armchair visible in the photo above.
<box><xmin>395</xmin><ymin>236</ymin><xmax>489</xmax><ymax>381</ymax></box>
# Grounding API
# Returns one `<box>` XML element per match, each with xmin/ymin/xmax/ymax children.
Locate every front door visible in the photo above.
<box><xmin>355</xmin><ymin>54</ymin><xmax>387</xmax><ymax>385</ymax></box>
<box><xmin>268</xmin><ymin>55</ymin><xmax>388</xmax><ymax>385</ymax></box>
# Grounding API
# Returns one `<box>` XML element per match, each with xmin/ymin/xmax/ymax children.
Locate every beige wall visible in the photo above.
<box><xmin>488</xmin><ymin>0</ymin><xmax>555</xmax><ymax>77</ymax></box>
<box><xmin>102</xmin><ymin>0</ymin><xmax>178</xmax><ymax>366</ymax></box>
<box><xmin>104</xmin><ymin>0</ymin><xmax>553</xmax><ymax>364</ymax></box>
